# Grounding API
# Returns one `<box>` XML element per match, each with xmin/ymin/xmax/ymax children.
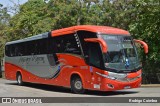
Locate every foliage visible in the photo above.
<box><xmin>0</xmin><ymin>4</ymin><xmax>11</xmax><ymax>58</ymax></box>
<box><xmin>0</xmin><ymin>0</ymin><xmax>160</xmax><ymax>82</ymax></box>
<box><xmin>129</xmin><ymin>0</ymin><xmax>160</xmax><ymax>75</ymax></box>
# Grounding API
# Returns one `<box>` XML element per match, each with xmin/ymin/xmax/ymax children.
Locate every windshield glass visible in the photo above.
<box><xmin>101</xmin><ymin>35</ymin><xmax>141</xmax><ymax>73</ymax></box>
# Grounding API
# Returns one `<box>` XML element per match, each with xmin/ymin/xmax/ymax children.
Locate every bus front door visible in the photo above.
<box><xmin>86</xmin><ymin>42</ymin><xmax>104</xmax><ymax>90</ymax></box>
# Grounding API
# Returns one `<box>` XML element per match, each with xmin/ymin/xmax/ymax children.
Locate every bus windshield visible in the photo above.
<box><xmin>101</xmin><ymin>35</ymin><xmax>141</xmax><ymax>73</ymax></box>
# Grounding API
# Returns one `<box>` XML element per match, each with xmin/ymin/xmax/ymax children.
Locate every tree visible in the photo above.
<box><xmin>0</xmin><ymin>0</ymin><xmax>160</xmax><ymax>83</ymax></box>
<box><xmin>129</xmin><ymin>0</ymin><xmax>160</xmax><ymax>82</ymax></box>
<box><xmin>8</xmin><ymin>0</ymin><xmax>50</xmax><ymax>40</ymax></box>
<box><xmin>0</xmin><ymin>4</ymin><xmax>11</xmax><ymax>58</ymax></box>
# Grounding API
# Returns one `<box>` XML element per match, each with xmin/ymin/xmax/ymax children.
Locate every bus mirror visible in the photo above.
<box><xmin>84</xmin><ymin>38</ymin><xmax>108</xmax><ymax>53</ymax></box>
<box><xmin>134</xmin><ymin>39</ymin><xmax>148</xmax><ymax>54</ymax></box>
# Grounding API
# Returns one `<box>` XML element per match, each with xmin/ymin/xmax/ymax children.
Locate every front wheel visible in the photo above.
<box><xmin>71</xmin><ymin>77</ymin><xmax>85</xmax><ymax>94</ymax></box>
<box><xmin>16</xmin><ymin>73</ymin><xmax>24</xmax><ymax>86</ymax></box>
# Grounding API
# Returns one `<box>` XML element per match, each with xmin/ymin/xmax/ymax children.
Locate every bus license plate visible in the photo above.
<box><xmin>124</xmin><ymin>86</ymin><xmax>130</xmax><ymax>89</ymax></box>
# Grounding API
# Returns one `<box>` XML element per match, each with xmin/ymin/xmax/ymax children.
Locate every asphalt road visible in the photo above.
<box><xmin>0</xmin><ymin>78</ymin><xmax>159</xmax><ymax>106</ymax></box>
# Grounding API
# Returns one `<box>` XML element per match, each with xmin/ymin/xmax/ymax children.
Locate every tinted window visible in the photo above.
<box><xmin>5</xmin><ymin>33</ymin><xmax>81</xmax><ymax>57</ymax></box>
<box><xmin>87</xmin><ymin>42</ymin><xmax>104</xmax><ymax>69</ymax></box>
<box><xmin>49</xmin><ymin>33</ymin><xmax>81</xmax><ymax>55</ymax></box>
<box><xmin>36</xmin><ymin>38</ymin><xmax>48</xmax><ymax>55</ymax></box>
<box><xmin>5</xmin><ymin>45</ymin><xmax>11</xmax><ymax>57</ymax></box>
<box><xmin>77</xmin><ymin>31</ymin><xmax>97</xmax><ymax>56</ymax></box>
<box><xmin>5</xmin><ymin>38</ymin><xmax>49</xmax><ymax>57</ymax></box>
<box><xmin>24</xmin><ymin>38</ymin><xmax>49</xmax><ymax>55</ymax></box>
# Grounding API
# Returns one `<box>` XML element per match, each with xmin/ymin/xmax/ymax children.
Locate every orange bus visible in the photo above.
<box><xmin>5</xmin><ymin>25</ymin><xmax>148</xmax><ymax>93</ymax></box>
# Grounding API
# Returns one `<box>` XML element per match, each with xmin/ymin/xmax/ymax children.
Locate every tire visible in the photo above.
<box><xmin>71</xmin><ymin>77</ymin><xmax>85</xmax><ymax>94</ymax></box>
<box><xmin>16</xmin><ymin>73</ymin><xmax>23</xmax><ymax>86</ymax></box>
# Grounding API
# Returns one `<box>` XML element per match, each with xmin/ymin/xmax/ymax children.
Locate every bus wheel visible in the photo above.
<box><xmin>16</xmin><ymin>73</ymin><xmax>23</xmax><ymax>86</ymax></box>
<box><xmin>71</xmin><ymin>76</ymin><xmax>85</xmax><ymax>94</ymax></box>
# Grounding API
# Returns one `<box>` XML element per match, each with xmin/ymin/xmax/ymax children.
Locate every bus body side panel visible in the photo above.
<box><xmin>5</xmin><ymin>62</ymin><xmax>17</xmax><ymax>80</ymax></box>
<box><xmin>4</xmin><ymin>53</ymin><xmax>95</xmax><ymax>89</ymax></box>
<box><xmin>5</xmin><ymin>62</ymin><xmax>65</xmax><ymax>85</ymax></box>
<box><xmin>56</xmin><ymin>54</ymin><xmax>109</xmax><ymax>90</ymax></box>
<box><xmin>5</xmin><ymin>53</ymin><xmax>142</xmax><ymax>91</ymax></box>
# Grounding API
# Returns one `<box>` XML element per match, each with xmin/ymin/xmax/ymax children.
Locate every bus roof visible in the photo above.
<box><xmin>6</xmin><ymin>32</ymin><xmax>49</xmax><ymax>45</ymax></box>
<box><xmin>6</xmin><ymin>25</ymin><xmax>130</xmax><ymax>45</ymax></box>
<box><xmin>51</xmin><ymin>25</ymin><xmax>130</xmax><ymax>37</ymax></box>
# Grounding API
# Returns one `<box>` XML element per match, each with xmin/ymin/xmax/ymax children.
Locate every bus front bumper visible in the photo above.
<box><xmin>100</xmin><ymin>77</ymin><xmax>142</xmax><ymax>91</ymax></box>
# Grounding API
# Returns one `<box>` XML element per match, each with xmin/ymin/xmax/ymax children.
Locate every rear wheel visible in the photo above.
<box><xmin>16</xmin><ymin>73</ymin><xmax>23</xmax><ymax>86</ymax></box>
<box><xmin>71</xmin><ymin>76</ymin><xmax>85</xmax><ymax>94</ymax></box>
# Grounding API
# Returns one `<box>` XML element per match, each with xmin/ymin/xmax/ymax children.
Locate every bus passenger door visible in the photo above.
<box><xmin>85</xmin><ymin>42</ymin><xmax>104</xmax><ymax>89</ymax></box>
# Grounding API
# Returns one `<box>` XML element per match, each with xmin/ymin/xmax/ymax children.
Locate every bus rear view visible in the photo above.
<box><xmin>5</xmin><ymin>25</ymin><xmax>148</xmax><ymax>94</ymax></box>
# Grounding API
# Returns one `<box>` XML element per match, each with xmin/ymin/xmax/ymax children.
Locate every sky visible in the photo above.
<box><xmin>0</xmin><ymin>0</ymin><xmax>28</xmax><ymax>15</ymax></box>
<box><xmin>0</xmin><ymin>0</ymin><xmax>28</xmax><ymax>7</ymax></box>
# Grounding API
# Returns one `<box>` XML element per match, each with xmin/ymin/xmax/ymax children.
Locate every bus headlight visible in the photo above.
<box><xmin>137</xmin><ymin>74</ymin><xmax>142</xmax><ymax>78</ymax></box>
<box><xmin>96</xmin><ymin>72</ymin><xmax>116</xmax><ymax>80</ymax></box>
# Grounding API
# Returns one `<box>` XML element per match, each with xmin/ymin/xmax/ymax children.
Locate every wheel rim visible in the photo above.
<box><xmin>18</xmin><ymin>75</ymin><xmax>21</xmax><ymax>84</ymax></box>
<box><xmin>74</xmin><ymin>80</ymin><xmax>82</xmax><ymax>90</ymax></box>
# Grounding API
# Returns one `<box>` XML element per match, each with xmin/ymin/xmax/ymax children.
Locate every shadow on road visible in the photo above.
<box><xmin>5</xmin><ymin>82</ymin><xmax>139</xmax><ymax>96</ymax></box>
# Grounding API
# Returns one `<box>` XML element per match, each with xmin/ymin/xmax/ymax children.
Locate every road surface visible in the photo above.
<box><xmin>0</xmin><ymin>78</ymin><xmax>159</xmax><ymax>106</ymax></box>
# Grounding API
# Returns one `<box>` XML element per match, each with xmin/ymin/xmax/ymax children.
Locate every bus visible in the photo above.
<box><xmin>5</xmin><ymin>25</ymin><xmax>148</xmax><ymax>93</ymax></box>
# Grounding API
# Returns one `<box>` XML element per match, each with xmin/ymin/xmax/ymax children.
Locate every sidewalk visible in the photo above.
<box><xmin>141</xmin><ymin>84</ymin><xmax>160</xmax><ymax>87</ymax></box>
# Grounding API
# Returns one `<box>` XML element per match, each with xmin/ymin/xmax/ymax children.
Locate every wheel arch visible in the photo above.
<box><xmin>16</xmin><ymin>71</ymin><xmax>23</xmax><ymax>81</ymax></box>
<box><xmin>16</xmin><ymin>71</ymin><xmax>21</xmax><ymax>76</ymax></box>
<box><xmin>70</xmin><ymin>72</ymin><xmax>86</xmax><ymax>89</ymax></box>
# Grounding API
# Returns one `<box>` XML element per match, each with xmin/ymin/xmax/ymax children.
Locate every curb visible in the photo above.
<box><xmin>141</xmin><ymin>84</ymin><xmax>160</xmax><ymax>87</ymax></box>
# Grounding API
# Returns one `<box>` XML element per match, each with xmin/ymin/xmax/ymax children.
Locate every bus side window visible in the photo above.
<box><xmin>84</xmin><ymin>42</ymin><xmax>104</xmax><ymax>69</ymax></box>
<box><xmin>11</xmin><ymin>44</ymin><xmax>15</xmax><ymax>57</ymax></box>
<box><xmin>48</xmin><ymin>38</ymin><xmax>58</xmax><ymax>54</ymax></box>
<box><xmin>40</xmin><ymin>38</ymin><xmax>48</xmax><ymax>54</ymax></box>
<box><xmin>15</xmin><ymin>44</ymin><xmax>19</xmax><ymax>56</ymax></box>
<box><xmin>5</xmin><ymin>45</ymin><xmax>9</xmax><ymax>57</ymax></box>
<box><xmin>77</xmin><ymin>31</ymin><xmax>97</xmax><ymax>61</ymax></box>
<box><xmin>88</xmin><ymin>43</ymin><xmax>101</xmax><ymax>68</ymax></box>
<box><xmin>53</xmin><ymin>34</ymin><xmax>81</xmax><ymax>55</ymax></box>
<box><xmin>17</xmin><ymin>43</ymin><xmax>24</xmax><ymax>56</ymax></box>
